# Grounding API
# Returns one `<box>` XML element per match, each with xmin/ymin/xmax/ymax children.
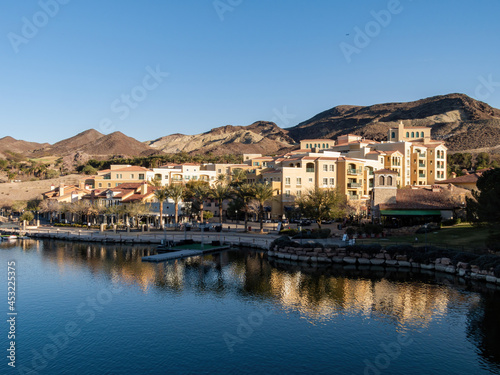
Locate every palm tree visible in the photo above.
<box><xmin>153</xmin><ymin>187</ymin><xmax>169</xmax><ymax>229</ymax></box>
<box><xmin>230</xmin><ymin>168</ymin><xmax>248</xmax><ymax>187</ymax></box>
<box><xmin>253</xmin><ymin>182</ymin><xmax>275</xmax><ymax>233</ymax></box>
<box><xmin>190</xmin><ymin>184</ymin><xmax>210</xmax><ymax>223</ymax></box>
<box><xmin>216</xmin><ymin>173</ymin><xmax>227</xmax><ymax>185</ymax></box>
<box><xmin>235</xmin><ymin>183</ymin><xmax>255</xmax><ymax>232</ymax></box>
<box><xmin>210</xmin><ymin>183</ymin><xmax>233</xmax><ymax>226</ymax></box>
<box><xmin>166</xmin><ymin>184</ymin><xmax>185</xmax><ymax>226</ymax></box>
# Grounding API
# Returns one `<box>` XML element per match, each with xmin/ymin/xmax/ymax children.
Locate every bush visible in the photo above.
<box><xmin>20</xmin><ymin>211</ymin><xmax>34</xmax><ymax>222</ymax></box>
<box><xmin>485</xmin><ymin>232</ymin><xmax>500</xmax><ymax>252</ymax></box>
<box><xmin>270</xmin><ymin>235</ymin><xmax>295</xmax><ymax>249</ymax></box>
<box><xmin>472</xmin><ymin>255</ymin><xmax>500</xmax><ymax>271</ymax></box>
<box><xmin>345</xmin><ymin>227</ymin><xmax>356</xmax><ymax>236</ymax></box>
<box><xmin>279</xmin><ymin>228</ymin><xmax>299</xmax><ymax>236</ymax></box>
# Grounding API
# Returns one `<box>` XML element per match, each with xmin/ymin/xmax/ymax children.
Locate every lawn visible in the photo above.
<box><xmin>357</xmin><ymin>223</ymin><xmax>497</xmax><ymax>252</ymax></box>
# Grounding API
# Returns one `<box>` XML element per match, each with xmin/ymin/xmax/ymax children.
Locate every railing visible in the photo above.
<box><xmin>367</xmin><ymin>170</ymin><xmax>374</xmax><ymax>175</ymax></box>
<box><xmin>349</xmin><ymin>195</ymin><xmax>360</xmax><ymax>200</ymax></box>
<box><xmin>348</xmin><ymin>182</ymin><xmax>362</xmax><ymax>188</ymax></box>
<box><xmin>347</xmin><ymin>169</ymin><xmax>362</xmax><ymax>175</ymax></box>
<box><xmin>306</xmin><ymin>168</ymin><xmax>314</xmax><ymax>173</ymax></box>
<box><xmin>419</xmin><ymin>163</ymin><xmax>426</xmax><ymax>168</ymax></box>
<box><xmin>419</xmin><ymin>173</ymin><xmax>426</xmax><ymax>178</ymax></box>
<box><xmin>418</xmin><ymin>153</ymin><xmax>426</xmax><ymax>158</ymax></box>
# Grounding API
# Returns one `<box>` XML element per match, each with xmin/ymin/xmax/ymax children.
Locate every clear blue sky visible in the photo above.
<box><xmin>1</xmin><ymin>0</ymin><xmax>499</xmax><ymax>144</ymax></box>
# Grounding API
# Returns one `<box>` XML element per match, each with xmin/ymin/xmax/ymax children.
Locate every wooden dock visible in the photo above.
<box><xmin>141</xmin><ymin>245</ymin><xmax>231</xmax><ymax>262</ymax></box>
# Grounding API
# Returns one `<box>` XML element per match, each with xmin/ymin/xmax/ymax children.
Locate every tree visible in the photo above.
<box><xmin>123</xmin><ymin>202</ymin><xmax>149</xmax><ymax>228</ymax></box>
<box><xmin>11</xmin><ymin>201</ymin><xmax>27</xmax><ymax>214</ymax></box>
<box><xmin>295</xmin><ymin>187</ymin><xmax>347</xmax><ymax>229</ymax></box>
<box><xmin>210</xmin><ymin>183</ymin><xmax>233</xmax><ymax>226</ymax></box>
<box><xmin>230</xmin><ymin>168</ymin><xmax>247</xmax><ymax>187</ymax></box>
<box><xmin>203</xmin><ymin>210</ymin><xmax>214</xmax><ymax>220</ymax></box>
<box><xmin>39</xmin><ymin>200</ymin><xmax>60</xmax><ymax>223</ymax></box>
<box><xmin>467</xmin><ymin>168</ymin><xmax>500</xmax><ymax>224</ymax></box>
<box><xmin>186</xmin><ymin>181</ymin><xmax>210</xmax><ymax>222</ymax></box>
<box><xmin>234</xmin><ymin>183</ymin><xmax>256</xmax><ymax>232</ymax></box>
<box><xmin>20</xmin><ymin>211</ymin><xmax>34</xmax><ymax>223</ymax></box>
<box><xmin>153</xmin><ymin>187</ymin><xmax>169</xmax><ymax>229</ymax></box>
<box><xmin>166</xmin><ymin>184</ymin><xmax>185</xmax><ymax>225</ymax></box>
<box><xmin>82</xmin><ymin>165</ymin><xmax>97</xmax><ymax>175</ymax></box>
<box><xmin>253</xmin><ymin>182</ymin><xmax>275</xmax><ymax>232</ymax></box>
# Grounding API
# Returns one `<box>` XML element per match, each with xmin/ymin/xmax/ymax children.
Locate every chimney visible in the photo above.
<box><xmin>59</xmin><ymin>183</ymin><xmax>65</xmax><ymax>197</ymax></box>
<box><xmin>141</xmin><ymin>181</ymin><xmax>147</xmax><ymax>195</ymax></box>
<box><xmin>79</xmin><ymin>181</ymin><xmax>85</xmax><ymax>190</ymax></box>
<box><xmin>451</xmin><ymin>172</ymin><xmax>456</xmax><ymax>178</ymax></box>
<box><xmin>50</xmin><ymin>184</ymin><xmax>55</xmax><ymax>191</ymax></box>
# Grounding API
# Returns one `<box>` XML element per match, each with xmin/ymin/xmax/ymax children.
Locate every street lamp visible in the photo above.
<box><xmin>235</xmin><ymin>209</ymin><xmax>238</xmax><ymax>230</ymax></box>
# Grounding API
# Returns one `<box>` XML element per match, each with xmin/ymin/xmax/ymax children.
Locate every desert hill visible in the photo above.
<box><xmin>0</xmin><ymin>136</ymin><xmax>49</xmax><ymax>159</ymax></box>
<box><xmin>287</xmin><ymin>93</ymin><xmax>500</xmax><ymax>152</ymax></box>
<box><xmin>146</xmin><ymin>121</ymin><xmax>296</xmax><ymax>155</ymax></box>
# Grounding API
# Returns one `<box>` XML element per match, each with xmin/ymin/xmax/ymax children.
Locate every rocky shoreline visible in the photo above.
<box><xmin>268</xmin><ymin>245</ymin><xmax>500</xmax><ymax>286</ymax></box>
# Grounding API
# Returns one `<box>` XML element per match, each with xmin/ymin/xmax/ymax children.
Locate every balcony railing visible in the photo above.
<box><xmin>418</xmin><ymin>153</ymin><xmax>426</xmax><ymax>158</ymax></box>
<box><xmin>348</xmin><ymin>182</ymin><xmax>362</xmax><ymax>188</ymax></box>
<box><xmin>306</xmin><ymin>168</ymin><xmax>314</xmax><ymax>173</ymax></box>
<box><xmin>419</xmin><ymin>173</ymin><xmax>426</xmax><ymax>178</ymax></box>
<box><xmin>367</xmin><ymin>170</ymin><xmax>374</xmax><ymax>175</ymax></box>
<box><xmin>419</xmin><ymin>163</ymin><xmax>426</xmax><ymax>168</ymax></box>
<box><xmin>349</xmin><ymin>194</ymin><xmax>360</xmax><ymax>200</ymax></box>
<box><xmin>347</xmin><ymin>168</ymin><xmax>362</xmax><ymax>175</ymax></box>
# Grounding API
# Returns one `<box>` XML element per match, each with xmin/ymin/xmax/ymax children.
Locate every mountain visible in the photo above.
<box><xmin>287</xmin><ymin>93</ymin><xmax>500</xmax><ymax>152</ymax></box>
<box><xmin>146</xmin><ymin>121</ymin><xmax>296</xmax><ymax>155</ymax></box>
<box><xmin>0</xmin><ymin>136</ymin><xmax>49</xmax><ymax>159</ymax></box>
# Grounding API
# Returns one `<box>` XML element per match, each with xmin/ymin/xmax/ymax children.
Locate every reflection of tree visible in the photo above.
<box><xmin>466</xmin><ymin>291</ymin><xmax>500</xmax><ymax>369</ymax></box>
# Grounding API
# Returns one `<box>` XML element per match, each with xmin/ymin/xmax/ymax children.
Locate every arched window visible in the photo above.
<box><xmin>322</xmin><ymin>143</ymin><xmax>325</xmax><ymax>148</ymax></box>
<box><xmin>411</xmin><ymin>132</ymin><xmax>415</xmax><ymax>138</ymax></box>
<box><xmin>379</xmin><ymin>176</ymin><xmax>385</xmax><ymax>185</ymax></box>
<box><xmin>421</xmin><ymin>132</ymin><xmax>424</xmax><ymax>137</ymax></box>
<box><xmin>326</xmin><ymin>144</ymin><xmax>329</xmax><ymax>148</ymax></box>
<box><xmin>387</xmin><ymin>176</ymin><xmax>393</xmax><ymax>185</ymax></box>
<box><xmin>406</xmin><ymin>132</ymin><xmax>409</xmax><ymax>138</ymax></box>
<box><xmin>296</xmin><ymin>163</ymin><xmax>301</xmax><ymax>168</ymax></box>
<box><xmin>289</xmin><ymin>163</ymin><xmax>294</xmax><ymax>168</ymax></box>
<box><xmin>306</xmin><ymin>144</ymin><xmax>309</xmax><ymax>148</ymax></box>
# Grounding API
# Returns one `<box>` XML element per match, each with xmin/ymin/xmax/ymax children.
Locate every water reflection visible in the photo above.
<box><xmin>26</xmin><ymin>239</ymin><xmax>500</xmax><ymax>369</ymax></box>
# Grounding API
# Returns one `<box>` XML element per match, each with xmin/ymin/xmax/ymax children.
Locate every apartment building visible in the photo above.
<box><xmin>93</xmin><ymin>165</ymin><xmax>155</xmax><ymax>189</ymax></box>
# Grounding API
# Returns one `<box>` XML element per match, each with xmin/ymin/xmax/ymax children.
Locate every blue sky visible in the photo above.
<box><xmin>1</xmin><ymin>0</ymin><xmax>499</xmax><ymax>144</ymax></box>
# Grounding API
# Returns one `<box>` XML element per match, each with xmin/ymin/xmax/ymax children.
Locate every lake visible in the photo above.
<box><xmin>1</xmin><ymin>239</ymin><xmax>500</xmax><ymax>374</ymax></box>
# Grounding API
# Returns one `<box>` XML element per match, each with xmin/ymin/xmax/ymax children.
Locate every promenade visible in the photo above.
<box><xmin>0</xmin><ymin>222</ymin><xmax>346</xmax><ymax>250</ymax></box>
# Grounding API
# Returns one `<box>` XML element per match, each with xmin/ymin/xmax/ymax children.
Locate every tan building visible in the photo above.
<box><xmin>93</xmin><ymin>165</ymin><xmax>154</xmax><ymax>189</ymax></box>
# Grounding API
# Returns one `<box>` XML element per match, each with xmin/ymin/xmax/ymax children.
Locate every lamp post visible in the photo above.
<box><xmin>235</xmin><ymin>209</ymin><xmax>238</xmax><ymax>230</ymax></box>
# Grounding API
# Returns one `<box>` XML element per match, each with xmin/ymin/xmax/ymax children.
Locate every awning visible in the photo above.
<box><xmin>380</xmin><ymin>210</ymin><xmax>442</xmax><ymax>216</ymax></box>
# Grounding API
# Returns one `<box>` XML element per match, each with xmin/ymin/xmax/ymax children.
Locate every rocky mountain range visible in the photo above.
<box><xmin>1</xmin><ymin>93</ymin><xmax>500</xmax><ymax>166</ymax></box>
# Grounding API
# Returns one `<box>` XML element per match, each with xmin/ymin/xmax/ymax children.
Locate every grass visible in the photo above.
<box><xmin>358</xmin><ymin>223</ymin><xmax>496</xmax><ymax>252</ymax></box>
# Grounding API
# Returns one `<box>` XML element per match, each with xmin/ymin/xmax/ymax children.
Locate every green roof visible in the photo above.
<box><xmin>380</xmin><ymin>210</ymin><xmax>442</xmax><ymax>216</ymax></box>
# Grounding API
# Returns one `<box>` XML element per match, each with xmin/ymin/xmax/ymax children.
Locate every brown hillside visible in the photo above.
<box><xmin>287</xmin><ymin>94</ymin><xmax>500</xmax><ymax>152</ymax></box>
<box><xmin>147</xmin><ymin>121</ymin><xmax>296</xmax><ymax>155</ymax></box>
<box><xmin>0</xmin><ymin>136</ymin><xmax>49</xmax><ymax>159</ymax></box>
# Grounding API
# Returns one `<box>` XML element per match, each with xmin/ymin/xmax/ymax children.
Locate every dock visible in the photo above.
<box><xmin>141</xmin><ymin>245</ymin><xmax>231</xmax><ymax>262</ymax></box>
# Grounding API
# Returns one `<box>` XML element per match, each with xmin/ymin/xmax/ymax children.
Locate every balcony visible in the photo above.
<box><xmin>419</xmin><ymin>163</ymin><xmax>426</xmax><ymax>168</ymax></box>
<box><xmin>347</xmin><ymin>168</ymin><xmax>362</xmax><ymax>175</ymax></box>
<box><xmin>418</xmin><ymin>153</ymin><xmax>426</xmax><ymax>158</ymax></box>
<box><xmin>306</xmin><ymin>168</ymin><xmax>314</xmax><ymax>173</ymax></box>
<box><xmin>419</xmin><ymin>173</ymin><xmax>426</xmax><ymax>178</ymax></box>
<box><xmin>367</xmin><ymin>170</ymin><xmax>374</xmax><ymax>176</ymax></box>
<box><xmin>348</xmin><ymin>182</ymin><xmax>362</xmax><ymax>188</ymax></box>
<box><xmin>349</xmin><ymin>194</ymin><xmax>360</xmax><ymax>200</ymax></box>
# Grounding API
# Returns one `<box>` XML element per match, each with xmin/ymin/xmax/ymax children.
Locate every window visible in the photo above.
<box><xmin>326</xmin><ymin>144</ymin><xmax>329</xmax><ymax>148</ymax></box>
<box><xmin>411</xmin><ymin>132</ymin><xmax>415</xmax><ymax>138</ymax></box>
<box><xmin>107</xmin><ymin>183</ymin><xmax>111</xmax><ymax>187</ymax></box>
<box><xmin>285</xmin><ymin>190</ymin><xmax>290</xmax><ymax>197</ymax></box>
<box><xmin>296</xmin><ymin>177</ymin><xmax>302</xmax><ymax>185</ymax></box>
<box><xmin>379</xmin><ymin>176</ymin><xmax>385</xmax><ymax>185</ymax></box>
<box><xmin>285</xmin><ymin>177</ymin><xmax>291</xmax><ymax>185</ymax></box>
<box><xmin>329</xmin><ymin>165</ymin><xmax>334</xmax><ymax>171</ymax></box>
<box><xmin>323</xmin><ymin>165</ymin><xmax>328</xmax><ymax>171</ymax></box>
<box><xmin>329</xmin><ymin>178</ymin><xmax>335</xmax><ymax>185</ymax></box>
<box><xmin>309</xmin><ymin>178</ymin><xmax>313</xmax><ymax>183</ymax></box>
<box><xmin>392</xmin><ymin>132</ymin><xmax>396</xmax><ymax>139</ymax></box>
<box><xmin>98</xmin><ymin>183</ymin><xmax>102</xmax><ymax>188</ymax></box>
<box><xmin>131</xmin><ymin>174</ymin><xmax>135</xmax><ymax>179</ymax></box>
<box><xmin>387</xmin><ymin>176</ymin><xmax>393</xmax><ymax>185</ymax></box>
<box><xmin>421</xmin><ymin>132</ymin><xmax>424</xmax><ymax>137</ymax></box>
<box><xmin>406</xmin><ymin>132</ymin><xmax>409</xmax><ymax>138</ymax></box>
<box><xmin>296</xmin><ymin>190</ymin><xmax>301</xmax><ymax>197</ymax></box>
<box><xmin>323</xmin><ymin>178</ymin><xmax>328</xmax><ymax>186</ymax></box>
<box><xmin>306</xmin><ymin>144</ymin><xmax>309</xmax><ymax>148</ymax></box>
<box><xmin>139</xmin><ymin>174</ymin><xmax>145</xmax><ymax>180</ymax></box>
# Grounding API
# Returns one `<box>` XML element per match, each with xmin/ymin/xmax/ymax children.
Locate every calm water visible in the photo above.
<box><xmin>1</xmin><ymin>240</ymin><xmax>500</xmax><ymax>375</ymax></box>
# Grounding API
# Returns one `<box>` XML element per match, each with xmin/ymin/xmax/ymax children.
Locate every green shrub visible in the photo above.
<box><xmin>485</xmin><ymin>233</ymin><xmax>500</xmax><ymax>252</ymax></box>
<box><xmin>346</xmin><ymin>243</ymin><xmax>382</xmax><ymax>255</ymax></box>
<box><xmin>345</xmin><ymin>227</ymin><xmax>356</xmax><ymax>236</ymax></box>
<box><xmin>279</xmin><ymin>228</ymin><xmax>299</xmax><ymax>236</ymax></box>
<box><xmin>270</xmin><ymin>235</ymin><xmax>295</xmax><ymax>249</ymax></box>
<box><xmin>472</xmin><ymin>255</ymin><xmax>500</xmax><ymax>270</ymax></box>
